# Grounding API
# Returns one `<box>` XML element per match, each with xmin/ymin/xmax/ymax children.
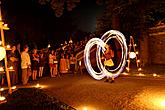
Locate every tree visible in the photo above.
<box><xmin>38</xmin><ymin>0</ymin><xmax>80</xmax><ymax>17</ymax></box>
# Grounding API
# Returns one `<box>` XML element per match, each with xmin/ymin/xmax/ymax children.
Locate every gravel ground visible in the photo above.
<box><xmin>35</xmin><ymin>74</ymin><xmax>165</xmax><ymax>110</ymax></box>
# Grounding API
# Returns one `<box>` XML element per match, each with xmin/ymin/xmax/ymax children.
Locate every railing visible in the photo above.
<box><xmin>75</xmin><ymin>46</ymin><xmax>96</xmax><ymax>72</ymax></box>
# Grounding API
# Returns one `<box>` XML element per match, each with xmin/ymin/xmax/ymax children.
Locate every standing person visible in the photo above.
<box><xmin>21</xmin><ymin>45</ymin><xmax>31</xmax><ymax>85</ymax></box>
<box><xmin>7</xmin><ymin>45</ymin><xmax>19</xmax><ymax>85</ymax></box>
<box><xmin>69</xmin><ymin>53</ymin><xmax>76</xmax><ymax>73</ymax></box>
<box><xmin>102</xmin><ymin>44</ymin><xmax>115</xmax><ymax>83</ymax></box>
<box><xmin>49</xmin><ymin>50</ymin><xmax>57</xmax><ymax>77</ymax></box>
<box><xmin>60</xmin><ymin>53</ymin><xmax>67</xmax><ymax>73</ymax></box>
<box><xmin>31</xmin><ymin>48</ymin><xmax>39</xmax><ymax>80</ymax></box>
<box><xmin>15</xmin><ymin>43</ymin><xmax>22</xmax><ymax>84</ymax></box>
<box><xmin>39</xmin><ymin>50</ymin><xmax>45</xmax><ymax>77</ymax></box>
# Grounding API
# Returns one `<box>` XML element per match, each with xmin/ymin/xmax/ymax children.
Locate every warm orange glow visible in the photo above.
<box><xmin>0</xmin><ymin>47</ymin><xmax>6</xmax><ymax>61</ymax></box>
<box><xmin>138</xmin><ymin>68</ymin><xmax>142</xmax><ymax>71</ymax></box>
<box><xmin>160</xmin><ymin>100</ymin><xmax>165</xmax><ymax>107</ymax></box>
<box><xmin>36</xmin><ymin>83</ymin><xmax>40</xmax><ymax>88</ymax></box>
<box><xmin>0</xmin><ymin>67</ymin><xmax>4</xmax><ymax>71</ymax></box>
<box><xmin>4</xmin><ymin>24</ymin><xmax>7</xmax><ymax>27</ymax></box>
<box><xmin>77</xmin><ymin>105</ymin><xmax>97</xmax><ymax>110</ymax></box>
<box><xmin>79</xmin><ymin>61</ymin><xmax>81</xmax><ymax>66</ymax></box>
<box><xmin>134</xmin><ymin>44</ymin><xmax>137</xmax><ymax>46</ymax></box>
<box><xmin>0</xmin><ymin>96</ymin><xmax>6</xmax><ymax>101</ymax></box>
<box><xmin>126</xmin><ymin>67</ymin><xmax>130</xmax><ymax>71</ymax></box>
<box><xmin>0</xmin><ymin>16</ymin><xmax>2</xmax><ymax>21</ymax></box>
<box><xmin>127</xmin><ymin>60</ymin><xmax>130</xmax><ymax>62</ymax></box>
<box><xmin>135</xmin><ymin>51</ymin><xmax>138</xmax><ymax>54</ymax></box>
<box><xmin>0</xmin><ymin>41</ymin><xmax>2</xmax><ymax>45</ymax></box>
<box><xmin>8</xmin><ymin>66</ymin><xmax>13</xmax><ymax>70</ymax></box>
<box><xmin>137</xmin><ymin>60</ymin><xmax>140</xmax><ymax>63</ymax></box>
<box><xmin>11</xmin><ymin>86</ymin><xmax>16</xmax><ymax>90</ymax></box>
<box><xmin>6</xmin><ymin>44</ymin><xmax>10</xmax><ymax>49</ymax></box>
<box><xmin>138</xmin><ymin>73</ymin><xmax>145</xmax><ymax>76</ymax></box>
<box><xmin>153</xmin><ymin>73</ymin><xmax>157</xmax><ymax>77</ymax></box>
<box><xmin>47</xmin><ymin>44</ymin><xmax>51</xmax><ymax>48</ymax></box>
<box><xmin>122</xmin><ymin>72</ymin><xmax>129</xmax><ymax>75</ymax></box>
<box><xmin>0</xmin><ymin>88</ymin><xmax>4</xmax><ymax>92</ymax></box>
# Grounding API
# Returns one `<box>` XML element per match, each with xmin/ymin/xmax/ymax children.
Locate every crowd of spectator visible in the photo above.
<box><xmin>0</xmin><ymin>33</ymin><xmax>95</xmax><ymax>86</ymax></box>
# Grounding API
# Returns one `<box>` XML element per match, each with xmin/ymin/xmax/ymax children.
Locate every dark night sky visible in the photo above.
<box><xmin>2</xmin><ymin>0</ymin><xmax>104</xmax><ymax>49</ymax></box>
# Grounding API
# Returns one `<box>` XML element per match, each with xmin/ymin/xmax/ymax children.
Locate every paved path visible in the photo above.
<box><xmin>34</xmin><ymin>74</ymin><xmax>165</xmax><ymax>110</ymax></box>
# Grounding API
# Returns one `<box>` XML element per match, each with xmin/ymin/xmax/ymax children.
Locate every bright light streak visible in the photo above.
<box><xmin>84</xmin><ymin>30</ymin><xmax>128</xmax><ymax>80</ymax></box>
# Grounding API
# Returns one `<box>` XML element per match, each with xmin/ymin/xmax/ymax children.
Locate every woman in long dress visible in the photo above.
<box><xmin>60</xmin><ymin>53</ymin><xmax>68</xmax><ymax>73</ymax></box>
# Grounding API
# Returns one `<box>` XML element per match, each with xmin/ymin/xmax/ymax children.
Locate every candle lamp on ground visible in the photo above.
<box><xmin>0</xmin><ymin>67</ymin><xmax>4</xmax><ymax>72</ymax></box>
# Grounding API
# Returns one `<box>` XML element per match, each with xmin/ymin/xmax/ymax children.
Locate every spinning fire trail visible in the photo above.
<box><xmin>84</xmin><ymin>30</ymin><xmax>128</xmax><ymax>80</ymax></box>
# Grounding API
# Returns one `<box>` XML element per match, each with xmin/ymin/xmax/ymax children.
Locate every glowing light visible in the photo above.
<box><xmin>8</xmin><ymin>66</ymin><xmax>13</xmax><ymax>70</ymax></box>
<box><xmin>0</xmin><ymin>41</ymin><xmax>2</xmax><ymax>45</ymax></box>
<box><xmin>6</xmin><ymin>44</ymin><xmax>10</xmax><ymax>49</ymax></box>
<box><xmin>83</xmin><ymin>107</ymin><xmax>88</xmax><ymax>110</ymax></box>
<box><xmin>159</xmin><ymin>100</ymin><xmax>165</xmax><ymax>107</ymax></box>
<box><xmin>47</xmin><ymin>44</ymin><xmax>51</xmax><ymax>48</ymax></box>
<box><xmin>138</xmin><ymin>73</ymin><xmax>145</xmax><ymax>76</ymax></box>
<box><xmin>77</xmin><ymin>105</ymin><xmax>96</xmax><ymax>110</ymax></box>
<box><xmin>36</xmin><ymin>83</ymin><xmax>40</xmax><ymax>88</ymax></box>
<box><xmin>153</xmin><ymin>73</ymin><xmax>157</xmax><ymax>77</ymax></box>
<box><xmin>130</xmin><ymin>88</ymin><xmax>165</xmax><ymax>109</ymax></box>
<box><xmin>122</xmin><ymin>72</ymin><xmax>129</xmax><ymax>75</ymax></box>
<box><xmin>127</xmin><ymin>60</ymin><xmax>130</xmax><ymax>62</ymax></box>
<box><xmin>84</xmin><ymin>30</ymin><xmax>128</xmax><ymax>80</ymax></box>
<box><xmin>11</xmin><ymin>86</ymin><xmax>16</xmax><ymax>90</ymax></box>
<box><xmin>0</xmin><ymin>67</ymin><xmax>4</xmax><ymax>71</ymax></box>
<box><xmin>137</xmin><ymin>60</ymin><xmax>140</xmax><ymax>63</ymax></box>
<box><xmin>138</xmin><ymin>68</ymin><xmax>142</xmax><ymax>71</ymax></box>
<box><xmin>3</xmin><ymin>24</ymin><xmax>9</xmax><ymax>30</ymax></box>
<box><xmin>0</xmin><ymin>47</ymin><xmax>6</xmax><ymax>61</ymax></box>
<box><xmin>129</xmin><ymin>52</ymin><xmax>136</xmax><ymax>59</ymax></box>
<box><xmin>0</xmin><ymin>17</ymin><xmax>2</xmax><ymax>21</ymax></box>
<box><xmin>136</xmin><ymin>51</ymin><xmax>138</xmax><ymax>54</ymax></box>
<box><xmin>4</xmin><ymin>24</ymin><xmax>7</xmax><ymax>27</ymax></box>
<box><xmin>79</xmin><ymin>61</ymin><xmax>81</xmax><ymax>66</ymax></box>
<box><xmin>0</xmin><ymin>96</ymin><xmax>6</xmax><ymax>101</ymax></box>
<box><xmin>0</xmin><ymin>88</ymin><xmax>4</xmax><ymax>92</ymax></box>
<box><xmin>126</xmin><ymin>67</ymin><xmax>130</xmax><ymax>71</ymax></box>
<box><xmin>134</xmin><ymin>44</ymin><xmax>137</xmax><ymax>46</ymax></box>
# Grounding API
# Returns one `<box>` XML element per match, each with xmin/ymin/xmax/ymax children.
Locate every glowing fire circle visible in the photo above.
<box><xmin>84</xmin><ymin>30</ymin><xmax>128</xmax><ymax>80</ymax></box>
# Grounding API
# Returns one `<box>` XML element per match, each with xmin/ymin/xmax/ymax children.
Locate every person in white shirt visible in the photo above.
<box><xmin>21</xmin><ymin>45</ymin><xmax>31</xmax><ymax>85</ymax></box>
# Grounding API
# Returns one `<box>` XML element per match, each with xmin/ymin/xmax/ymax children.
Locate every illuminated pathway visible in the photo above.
<box><xmin>37</xmin><ymin>74</ymin><xmax>165</xmax><ymax>110</ymax></box>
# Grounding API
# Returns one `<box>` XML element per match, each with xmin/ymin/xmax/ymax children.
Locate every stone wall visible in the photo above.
<box><xmin>148</xmin><ymin>25</ymin><xmax>165</xmax><ymax>64</ymax></box>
